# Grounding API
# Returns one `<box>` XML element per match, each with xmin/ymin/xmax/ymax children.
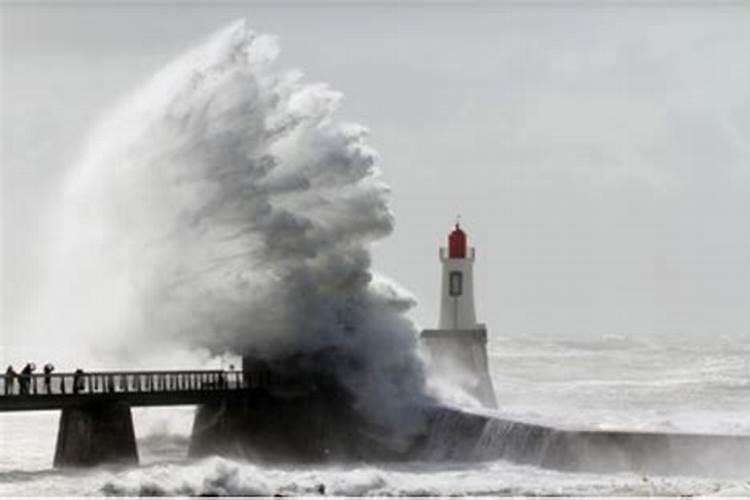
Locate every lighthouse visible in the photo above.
<box><xmin>421</xmin><ymin>222</ymin><xmax>497</xmax><ymax>409</ymax></box>
<box><xmin>439</xmin><ymin>224</ymin><xmax>478</xmax><ymax>329</ymax></box>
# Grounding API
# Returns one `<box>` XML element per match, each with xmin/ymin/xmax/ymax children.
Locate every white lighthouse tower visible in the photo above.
<box><xmin>421</xmin><ymin>222</ymin><xmax>497</xmax><ymax>409</ymax></box>
<box><xmin>439</xmin><ymin>224</ymin><xmax>478</xmax><ymax>330</ymax></box>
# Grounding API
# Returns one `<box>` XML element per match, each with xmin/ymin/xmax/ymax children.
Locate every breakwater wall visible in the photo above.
<box><xmin>187</xmin><ymin>377</ymin><xmax>750</xmax><ymax>479</ymax></box>
<box><xmin>413</xmin><ymin>406</ymin><xmax>750</xmax><ymax>478</ymax></box>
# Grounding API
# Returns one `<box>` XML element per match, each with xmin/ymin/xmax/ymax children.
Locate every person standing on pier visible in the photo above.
<box><xmin>43</xmin><ymin>364</ymin><xmax>55</xmax><ymax>394</ymax></box>
<box><xmin>20</xmin><ymin>363</ymin><xmax>35</xmax><ymax>395</ymax></box>
<box><xmin>4</xmin><ymin>366</ymin><xmax>16</xmax><ymax>395</ymax></box>
<box><xmin>73</xmin><ymin>369</ymin><xmax>85</xmax><ymax>394</ymax></box>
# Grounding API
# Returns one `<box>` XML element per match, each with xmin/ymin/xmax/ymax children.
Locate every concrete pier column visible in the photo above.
<box><xmin>54</xmin><ymin>402</ymin><xmax>138</xmax><ymax>467</ymax></box>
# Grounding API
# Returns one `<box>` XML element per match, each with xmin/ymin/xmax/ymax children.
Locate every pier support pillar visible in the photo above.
<box><xmin>54</xmin><ymin>402</ymin><xmax>138</xmax><ymax>467</ymax></box>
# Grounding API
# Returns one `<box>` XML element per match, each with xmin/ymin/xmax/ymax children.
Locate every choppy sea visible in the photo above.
<box><xmin>1</xmin><ymin>335</ymin><xmax>749</xmax><ymax>496</ymax></box>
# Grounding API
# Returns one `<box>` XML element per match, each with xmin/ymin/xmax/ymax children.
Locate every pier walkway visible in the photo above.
<box><xmin>0</xmin><ymin>369</ymin><xmax>269</xmax><ymax>411</ymax></box>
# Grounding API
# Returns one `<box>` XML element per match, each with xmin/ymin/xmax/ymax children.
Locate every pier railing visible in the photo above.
<box><xmin>0</xmin><ymin>370</ymin><xmax>268</xmax><ymax>398</ymax></box>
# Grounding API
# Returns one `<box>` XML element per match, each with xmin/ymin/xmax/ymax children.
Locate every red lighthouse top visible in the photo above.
<box><xmin>448</xmin><ymin>223</ymin><xmax>467</xmax><ymax>258</ymax></box>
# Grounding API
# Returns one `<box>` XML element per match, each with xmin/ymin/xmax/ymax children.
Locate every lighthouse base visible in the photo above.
<box><xmin>420</xmin><ymin>327</ymin><xmax>497</xmax><ymax>409</ymax></box>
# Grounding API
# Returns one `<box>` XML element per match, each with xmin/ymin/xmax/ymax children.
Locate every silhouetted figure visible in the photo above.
<box><xmin>20</xmin><ymin>363</ymin><xmax>35</xmax><ymax>395</ymax></box>
<box><xmin>43</xmin><ymin>363</ymin><xmax>54</xmax><ymax>394</ymax></box>
<box><xmin>4</xmin><ymin>366</ymin><xmax>16</xmax><ymax>395</ymax></box>
<box><xmin>73</xmin><ymin>369</ymin><xmax>84</xmax><ymax>394</ymax></box>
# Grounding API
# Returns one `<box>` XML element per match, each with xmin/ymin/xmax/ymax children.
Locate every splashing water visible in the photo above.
<box><xmin>24</xmin><ymin>19</ymin><xmax>432</xmax><ymax>431</ymax></box>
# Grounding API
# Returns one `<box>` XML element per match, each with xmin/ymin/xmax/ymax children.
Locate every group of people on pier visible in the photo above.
<box><xmin>2</xmin><ymin>367</ymin><xmax>253</xmax><ymax>397</ymax></box>
<box><xmin>4</xmin><ymin>363</ymin><xmax>56</xmax><ymax>395</ymax></box>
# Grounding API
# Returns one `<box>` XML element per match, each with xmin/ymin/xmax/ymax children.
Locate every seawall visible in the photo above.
<box><xmin>187</xmin><ymin>379</ymin><xmax>750</xmax><ymax>479</ymax></box>
<box><xmin>413</xmin><ymin>406</ymin><xmax>750</xmax><ymax>478</ymax></box>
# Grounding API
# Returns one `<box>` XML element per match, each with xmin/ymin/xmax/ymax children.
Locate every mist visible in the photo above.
<box><xmin>2</xmin><ymin>20</ymin><xmax>440</xmax><ymax>434</ymax></box>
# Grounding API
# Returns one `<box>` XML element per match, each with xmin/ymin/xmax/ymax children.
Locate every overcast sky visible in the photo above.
<box><xmin>1</xmin><ymin>2</ymin><xmax>748</xmax><ymax>345</ymax></box>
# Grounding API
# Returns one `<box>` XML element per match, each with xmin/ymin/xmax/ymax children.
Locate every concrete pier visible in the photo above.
<box><xmin>6</xmin><ymin>365</ymin><xmax>747</xmax><ymax>477</ymax></box>
<box><xmin>53</xmin><ymin>402</ymin><xmax>138</xmax><ymax>467</ymax></box>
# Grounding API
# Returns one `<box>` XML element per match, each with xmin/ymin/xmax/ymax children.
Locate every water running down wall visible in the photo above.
<box><xmin>416</xmin><ymin>406</ymin><xmax>750</xmax><ymax>478</ymax></box>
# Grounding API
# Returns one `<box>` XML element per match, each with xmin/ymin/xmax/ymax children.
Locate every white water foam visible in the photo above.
<box><xmin>10</xmin><ymin>19</ymin><xmax>440</xmax><ymax>436</ymax></box>
<box><xmin>1</xmin><ymin>455</ymin><xmax>749</xmax><ymax>497</ymax></box>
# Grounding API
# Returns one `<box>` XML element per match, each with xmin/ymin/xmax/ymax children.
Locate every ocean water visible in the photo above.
<box><xmin>1</xmin><ymin>335</ymin><xmax>749</xmax><ymax>497</ymax></box>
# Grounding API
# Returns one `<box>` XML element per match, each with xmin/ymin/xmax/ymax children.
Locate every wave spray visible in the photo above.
<box><xmin>36</xmin><ymin>20</ymin><xmax>432</xmax><ymax>435</ymax></box>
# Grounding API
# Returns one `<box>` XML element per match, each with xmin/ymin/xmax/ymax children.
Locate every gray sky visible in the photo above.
<box><xmin>1</xmin><ymin>2</ymin><xmax>748</xmax><ymax>344</ymax></box>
